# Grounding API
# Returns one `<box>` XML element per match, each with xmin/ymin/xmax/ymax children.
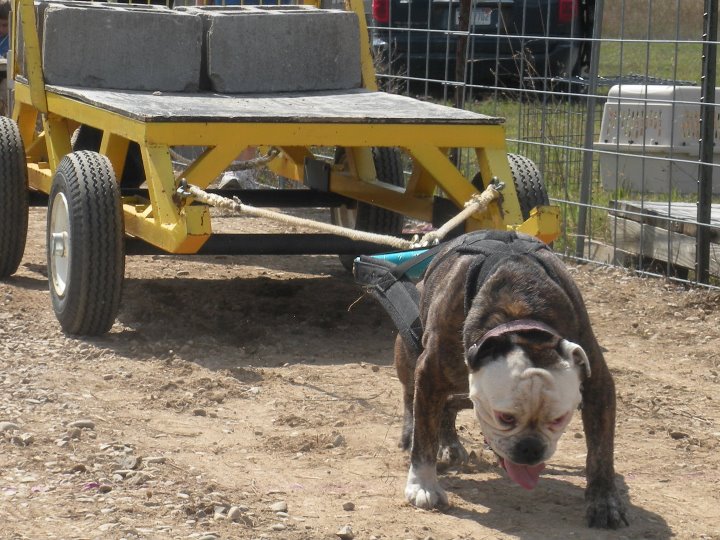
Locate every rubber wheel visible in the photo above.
<box><xmin>72</xmin><ymin>125</ymin><xmax>145</xmax><ymax>188</ymax></box>
<box><xmin>507</xmin><ymin>153</ymin><xmax>549</xmax><ymax>220</ymax></box>
<box><xmin>0</xmin><ymin>117</ymin><xmax>29</xmax><ymax>279</ymax></box>
<box><xmin>47</xmin><ymin>151</ymin><xmax>125</xmax><ymax>336</ymax></box>
<box><xmin>331</xmin><ymin>147</ymin><xmax>405</xmax><ymax>271</ymax></box>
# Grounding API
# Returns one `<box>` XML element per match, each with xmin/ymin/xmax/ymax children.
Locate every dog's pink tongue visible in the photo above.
<box><xmin>502</xmin><ymin>459</ymin><xmax>546</xmax><ymax>490</ymax></box>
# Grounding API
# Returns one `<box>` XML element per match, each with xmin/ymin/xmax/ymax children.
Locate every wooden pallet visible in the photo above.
<box><xmin>606</xmin><ymin>200</ymin><xmax>720</xmax><ymax>276</ymax></box>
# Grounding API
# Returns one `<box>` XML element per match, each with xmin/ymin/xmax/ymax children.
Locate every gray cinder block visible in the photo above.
<box><xmin>42</xmin><ymin>4</ymin><xmax>203</xmax><ymax>92</ymax></box>
<box><xmin>199</xmin><ymin>8</ymin><xmax>361</xmax><ymax>93</ymax></box>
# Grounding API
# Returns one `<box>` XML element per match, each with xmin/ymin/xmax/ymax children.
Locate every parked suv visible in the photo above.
<box><xmin>370</xmin><ymin>0</ymin><xmax>593</xmax><ymax>88</ymax></box>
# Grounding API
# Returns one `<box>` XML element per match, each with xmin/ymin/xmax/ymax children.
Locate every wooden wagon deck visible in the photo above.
<box><xmin>46</xmin><ymin>86</ymin><xmax>503</xmax><ymax>125</ymax></box>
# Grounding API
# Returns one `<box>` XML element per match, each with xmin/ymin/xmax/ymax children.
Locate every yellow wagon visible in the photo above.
<box><xmin>0</xmin><ymin>0</ymin><xmax>559</xmax><ymax>335</ymax></box>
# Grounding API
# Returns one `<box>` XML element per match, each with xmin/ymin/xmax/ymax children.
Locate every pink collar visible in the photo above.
<box><xmin>468</xmin><ymin>319</ymin><xmax>560</xmax><ymax>362</ymax></box>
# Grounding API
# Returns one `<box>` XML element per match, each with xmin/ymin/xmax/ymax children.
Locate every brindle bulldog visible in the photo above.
<box><xmin>394</xmin><ymin>230</ymin><xmax>628</xmax><ymax>528</ymax></box>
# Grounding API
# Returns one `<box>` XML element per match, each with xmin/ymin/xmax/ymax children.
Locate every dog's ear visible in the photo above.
<box><xmin>466</xmin><ymin>335</ymin><xmax>512</xmax><ymax>371</ymax></box>
<box><xmin>558</xmin><ymin>339</ymin><xmax>591</xmax><ymax>379</ymax></box>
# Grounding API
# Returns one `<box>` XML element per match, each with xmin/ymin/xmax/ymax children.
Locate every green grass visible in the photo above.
<box><xmin>598</xmin><ymin>41</ymin><xmax>702</xmax><ymax>85</ymax></box>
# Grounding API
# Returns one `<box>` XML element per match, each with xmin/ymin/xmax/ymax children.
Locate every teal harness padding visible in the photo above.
<box><xmin>359</xmin><ymin>249</ymin><xmax>433</xmax><ymax>281</ymax></box>
<box><xmin>353</xmin><ymin>230</ymin><xmax>553</xmax><ymax>357</ymax></box>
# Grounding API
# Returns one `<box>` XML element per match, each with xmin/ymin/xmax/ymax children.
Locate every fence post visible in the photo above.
<box><xmin>697</xmin><ymin>0</ymin><xmax>718</xmax><ymax>284</ymax></box>
<box><xmin>575</xmin><ymin>0</ymin><xmax>604</xmax><ymax>259</ymax></box>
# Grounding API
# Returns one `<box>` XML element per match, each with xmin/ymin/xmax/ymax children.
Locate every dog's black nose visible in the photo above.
<box><xmin>511</xmin><ymin>436</ymin><xmax>546</xmax><ymax>465</ymax></box>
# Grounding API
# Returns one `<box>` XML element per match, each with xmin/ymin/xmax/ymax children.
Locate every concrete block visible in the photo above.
<box><xmin>188</xmin><ymin>7</ymin><xmax>361</xmax><ymax>93</ymax></box>
<box><xmin>42</xmin><ymin>4</ymin><xmax>203</xmax><ymax>92</ymax></box>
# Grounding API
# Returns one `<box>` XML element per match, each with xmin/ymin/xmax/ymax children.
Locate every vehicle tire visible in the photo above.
<box><xmin>508</xmin><ymin>153</ymin><xmax>549</xmax><ymax>220</ymax></box>
<box><xmin>0</xmin><ymin>117</ymin><xmax>29</xmax><ymax>279</ymax></box>
<box><xmin>47</xmin><ymin>151</ymin><xmax>125</xmax><ymax>336</ymax></box>
<box><xmin>72</xmin><ymin>125</ymin><xmax>145</xmax><ymax>188</ymax></box>
<box><xmin>331</xmin><ymin>147</ymin><xmax>405</xmax><ymax>271</ymax></box>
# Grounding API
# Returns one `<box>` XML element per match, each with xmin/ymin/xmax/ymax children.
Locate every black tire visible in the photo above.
<box><xmin>47</xmin><ymin>151</ymin><xmax>125</xmax><ymax>336</ymax></box>
<box><xmin>0</xmin><ymin>117</ymin><xmax>29</xmax><ymax>279</ymax></box>
<box><xmin>72</xmin><ymin>125</ymin><xmax>145</xmax><ymax>188</ymax></box>
<box><xmin>331</xmin><ymin>147</ymin><xmax>405</xmax><ymax>271</ymax></box>
<box><xmin>508</xmin><ymin>153</ymin><xmax>549</xmax><ymax>220</ymax></box>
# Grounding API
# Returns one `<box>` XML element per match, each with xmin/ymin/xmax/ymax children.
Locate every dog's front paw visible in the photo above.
<box><xmin>586</xmin><ymin>488</ymin><xmax>629</xmax><ymax>529</ymax></box>
<box><xmin>405</xmin><ymin>464</ymin><xmax>448</xmax><ymax>509</ymax></box>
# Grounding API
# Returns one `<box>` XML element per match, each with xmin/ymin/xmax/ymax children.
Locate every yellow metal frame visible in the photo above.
<box><xmin>10</xmin><ymin>0</ymin><xmax>560</xmax><ymax>255</ymax></box>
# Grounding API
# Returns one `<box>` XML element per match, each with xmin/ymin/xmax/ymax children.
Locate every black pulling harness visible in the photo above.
<box><xmin>353</xmin><ymin>230</ymin><xmax>556</xmax><ymax>355</ymax></box>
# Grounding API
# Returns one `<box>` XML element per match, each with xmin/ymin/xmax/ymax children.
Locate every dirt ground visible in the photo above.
<box><xmin>1</xmin><ymin>206</ymin><xmax>719</xmax><ymax>540</ymax></box>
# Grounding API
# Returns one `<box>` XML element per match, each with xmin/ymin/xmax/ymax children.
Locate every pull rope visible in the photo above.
<box><xmin>177</xmin><ymin>180</ymin><xmax>503</xmax><ymax>251</ymax></box>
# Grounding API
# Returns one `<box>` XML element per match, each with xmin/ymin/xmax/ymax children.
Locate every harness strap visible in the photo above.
<box><xmin>353</xmin><ymin>255</ymin><xmax>424</xmax><ymax>355</ymax></box>
<box><xmin>354</xmin><ymin>230</ymin><xmax>560</xmax><ymax>357</ymax></box>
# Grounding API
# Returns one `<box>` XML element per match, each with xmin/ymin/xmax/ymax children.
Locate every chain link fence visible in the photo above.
<box><xmin>79</xmin><ymin>0</ymin><xmax>720</xmax><ymax>286</ymax></box>
<box><xmin>367</xmin><ymin>0</ymin><xmax>719</xmax><ymax>287</ymax></box>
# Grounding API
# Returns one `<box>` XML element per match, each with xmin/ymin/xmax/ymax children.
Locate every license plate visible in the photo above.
<box><xmin>456</xmin><ymin>7</ymin><xmax>494</xmax><ymax>27</ymax></box>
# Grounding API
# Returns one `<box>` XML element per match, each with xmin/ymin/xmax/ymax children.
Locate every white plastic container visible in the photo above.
<box><xmin>595</xmin><ymin>85</ymin><xmax>720</xmax><ymax>195</ymax></box>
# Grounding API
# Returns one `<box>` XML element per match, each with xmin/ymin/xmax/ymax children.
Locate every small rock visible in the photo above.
<box><xmin>227</xmin><ymin>506</ymin><xmax>243</xmax><ymax>522</ymax></box>
<box><xmin>669</xmin><ymin>430</ymin><xmax>689</xmax><ymax>440</ymax></box>
<box><xmin>332</xmin><ymin>434</ymin><xmax>346</xmax><ymax>448</ymax></box>
<box><xmin>118</xmin><ymin>455</ymin><xmax>141</xmax><ymax>470</ymax></box>
<box><xmin>271</xmin><ymin>523</ymin><xmax>287</xmax><ymax>531</ymax></box>
<box><xmin>69</xmin><ymin>464</ymin><xmax>87</xmax><ymax>474</ymax></box>
<box><xmin>98</xmin><ymin>484</ymin><xmax>112</xmax><ymax>494</ymax></box>
<box><xmin>269</xmin><ymin>501</ymin><xmax>288</xmax><ymax>513</ymax></box>
<box><xmin>193</xmin><ymin>409</ymin><xmax>207</xmax><ymax>417</ymax></box>
<box><xmin>14</xmin><ymin>433</ymin><xmax>34</xmax><ymax>446</ymax></box>
<box><xmin>67</xmin><ymin>428</ymin><xmax>82</xmax><ymax>440</ymax></box>
<box><xmin>68</xmin><ymin>419</ymin><xmax>96</xmax><ymax>430</ymax></box>
<box><xmin>127</xmin><ymin>473</ymin><xmax>149</xmax><ymax>486</ymax></box>
<box><xmin>371</xmin><ymin>365</ymin><xmax>380</xmax><ymax>372</ymax></box>
<box><xmin>342</xmin><ymin>501</ymin><xmax>355</xmax><ymax>511</ymax></box>
<box><xmin>145</xmin><ymin>456</ymin><xmax>166</xmax><ymax>465</ymax></box>
<box><xmin>0</xmin><ymin>421</ymin><xmax>21</xmax><ymax>432</ymax></box>
<box><xmin>102</xmin><ymin>374</ymin><xmax>114</xmax><ymax>381</ymax></box>
<box><xmin>336</xmin><ymin>525</ymin><xmax>354</xmax><ymax>539</ymax></box>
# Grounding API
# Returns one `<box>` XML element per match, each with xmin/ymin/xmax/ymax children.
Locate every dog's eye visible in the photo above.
<box><xmin>548</xmin><ymin>413</ymin><xmax>569</xmax><ymax>430</ymax></box>
<box><xmin>495</xmin><ymin>412</ymin><xmax>516</xmax><ymax>427</ymax></box>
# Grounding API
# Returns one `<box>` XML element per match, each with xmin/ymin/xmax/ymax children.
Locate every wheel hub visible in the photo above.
<box><xmin>49</xmin><ymin>192</ymin><xmax>70</xmax><ymax>297</ymax></box>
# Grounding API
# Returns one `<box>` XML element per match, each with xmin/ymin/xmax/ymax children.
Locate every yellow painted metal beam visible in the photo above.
<box><xmin>346</xmin><ymin>0</ymin><xmax>378</xmax><ymax>91</ymax></box>
<box><xmin>140</xmin><ymin>144</ymin><xmax>184</xmax><ymax>227</ymax></box>
<box><xmin>347</xmin><ymin>147</ymin><xmax>377</xmax><ymax>183</ymax></box>
<box><xmin>27</xmin><ymin>164</ymin><xmax>53</xmax><ymax>194</ymax></box>
<box><xmin>330</xmin><ymin>171</ymin><xmax>433</xmax><ymax>221</ymax></box>
<box><xmin>265</xmin><ymin>146</ymin><xmax>313</xmax><ymax>182</ymax></box>
<box><xmin>476</xmin><ymin>147</ymin><xmax>523</xmax><ymax>225</ymax></box>
<box><xmin>405</xmin><ymin>147</ymin><xmax>449</xmax><ymax>199</ymax></box>
<box><xmin>179</xmin><ymin>143</ymin><xmax>250</xmax><ymax>189</ymax></box>
<box><xmin>405</xmin><ymin>143</ymin><xmax>503</xmax><ymax>230</ymax></box>
<box><xmin>123</xmin><ymin>204</ymin><xmax>211</xmax><ymax>254</ymax></box>
<box><xmin>24</xmin><ymin>131</ymin><xmax>47</xmax><ymax>163</ymax></box>
<box><xmin>16</xmin><ymin>0</ymin><xmax>48</xmax><ymax>113</ymax></box>
<box><xmin>143</xmin><ymin>122</ymin><xmax>508</xmax><ymax>148</ymax></box>
<box><xmin>15</xmin><ymin>100</ymin><xmax>40</xmax><ymax>147</ymax></box>
<box><xmin>514</xmin><ymin>206</ymin><xmax>561</xmax><ymax>244</ymax></box>
<box><xmin>100</xmin><ymin>133</ymin><xmax>130</xmax><ymax>181</ymax></box>
<box><xmin>42</xmin><ymin>114</ymin><xmax>73</xmax><ymax>171</ymax></box>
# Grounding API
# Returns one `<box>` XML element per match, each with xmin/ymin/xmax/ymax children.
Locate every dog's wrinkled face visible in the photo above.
<box><xmin>467</xmin><ymin>331</ymin><xmax>590</xmax><ymax>490</ymax></box>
